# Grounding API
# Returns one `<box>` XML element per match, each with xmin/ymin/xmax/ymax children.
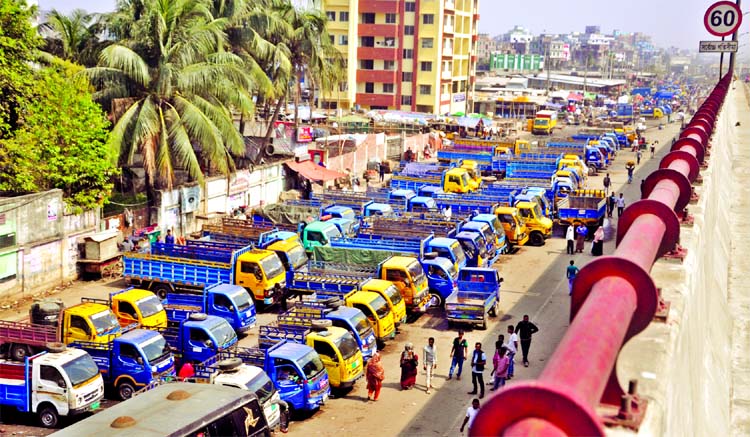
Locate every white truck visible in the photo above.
<box><xmin>0</xmin><ymin>348</ymin><xmax>104</xmax><ymax>427</ymax></box>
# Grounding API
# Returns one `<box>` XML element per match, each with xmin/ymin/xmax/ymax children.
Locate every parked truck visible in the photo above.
<box><xmin>0</xmin><ymin>349</ymin><xmax>104</xmax><ymax>428</ymax></box>
<box><xmin>556</xmin><ymin>189</ymin><xmax>607</xmax><ymax>231</ymax></box>
<box><xmin>124</xmin><ymin>241</ymin><xmax>286</xmax><ymax>306</ymax></box>
<box><xmin>162</xmin><ymin>283</ymin><xmax>256</xmax><ymax>334</ymax></box>
<box><xmin>93</xmin><ymin>287</ymin><xmax>168</xmax><ymax>329</ymax></box>
<box><xmin>445</xmin><ymin>268</ymin><xmax>503</xmax><ymax>330</ymax></box>
<box><xmin>533</xmin><ymin>110</ymin><xmax>558</xmax><ymax>135</ymax></box>
<box><xmin>71</xmin><ymin>329</ymin><xmax>175</xmax><ymax>400</ymax></box>
<box><xmin>157</xmin><ymin>313</ymin><xmax>238</xmax><ymax>368</ymax></box>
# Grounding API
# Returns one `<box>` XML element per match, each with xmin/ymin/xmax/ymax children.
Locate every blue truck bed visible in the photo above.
<box><xmin>445</xmin><ymin>269</ymin><xmax>500</xmax><ymax>330</ymax></box>
<box><xmin>556</xmin><ymin>194</ymin><xmax>606</xmax><ymax>227</ymax></box>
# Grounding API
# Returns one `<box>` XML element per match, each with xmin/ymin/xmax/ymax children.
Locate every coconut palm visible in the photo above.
<box><xmin>40</xmin><ymin>9</ymin><xmax>106</xmax><ymax>67</ymax></box>
<box><xmin>87</xmin><ymin>0</ymin><xmax>255</xmax><ymax>207</ymax></box>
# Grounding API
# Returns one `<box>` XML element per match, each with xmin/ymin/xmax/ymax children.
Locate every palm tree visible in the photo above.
<box><xmin>40</xmin><ymin>9</ymin><xmax>106</xmax><ymax>67</ymax></box>
<box><xmin>88</xmin><ymin>0</ymin><xmax>255</xmax><ymax>216</ymax></box>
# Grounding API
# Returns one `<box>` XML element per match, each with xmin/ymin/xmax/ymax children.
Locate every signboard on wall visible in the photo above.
<box><xmin>453</xmin><ymin>93</ymin><xmax>466</xmax><ymax>103</ymax></box>
<box><xmin>296</xmin><ymin>126</ymin><xmax>313</xmax><ymax>143</ymax></box>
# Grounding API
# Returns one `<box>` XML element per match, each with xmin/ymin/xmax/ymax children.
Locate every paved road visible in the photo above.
<box><xmin>0</xmin><ymin>120</ymin><xmax>683</xmax><ymax>435</ymax></box>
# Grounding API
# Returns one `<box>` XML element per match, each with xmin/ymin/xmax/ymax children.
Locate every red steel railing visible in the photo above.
<box><xmin>471</xmin><ymin>74</ymin><xmax>732</xmax><ymax>436</ymax></box>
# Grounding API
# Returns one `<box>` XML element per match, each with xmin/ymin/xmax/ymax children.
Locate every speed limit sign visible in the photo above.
<box><xmin>704</xmin><ymin>1</ymin><xmax>743</xmax><ymax>37</ymax></box>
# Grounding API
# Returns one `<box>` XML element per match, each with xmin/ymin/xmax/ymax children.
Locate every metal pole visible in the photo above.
<box><xmin>728</xmin><ymin>0</ymin><xmax>741</xmax><ymax>73</ymax></box>
<box><xmin>720</xmin><ymin>36</ymin><xmax>725</xmax><ymax>81</ymax></box>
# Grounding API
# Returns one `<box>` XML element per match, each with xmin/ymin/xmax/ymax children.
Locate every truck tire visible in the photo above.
<box><xmin>310</xmin><ymin>319</ymin><xmax>332</xmax><ymax>331</ymax></box>
<box><xmin>152</xmin><ymin>283</ymin><xmax>173</xmax><ymax>300</ymax></box>
<box><xmin>188</xmin><ymin>313</ymin><xmax>208</xmax><ymax>322</ymax></box>
<box><xmin>530</xmin><ymin>232</ymin><xmax>545</xmax><ymax>247</ymax></box>
<box><xmin>323</xmin><ymin>297</ymin><xmax>342</xmax><ymax>309</ymax></box>
<box><xmin>480</xmin><ymin>319</ymin><xmax>487</xmax><ymax>330</ymax></box>
<box><xmin>217</xmin><ymin>358</ymin><xmax>243</xmax><ymax>371</ymax></box>
<box><xmin>45</xmin><ymin>342</ymin><xmax>66</xmax><ymax>353</ymax></box>
<box><xmin>117</xmin><ymin>380</ymin><xmax>136</xmax><ymax>400</ymax></box>
<box><xmin>11</xmin><ymin>344</ymin><xmax>29</xmax><ymax>362</ymax></box>
<box><xmin>429</xmin><ymin>292</ymin><xmax>444</xmax><ymax>308</ymax></box>
<box><xmin>489</xmin><ymin>302</ymin><xmax>498</xmax><ymax>318</ymax></box>
<box><xmin>38</xmin><ymin>405</ymin><xmax>59</xmax><ymax>428</ymax></box>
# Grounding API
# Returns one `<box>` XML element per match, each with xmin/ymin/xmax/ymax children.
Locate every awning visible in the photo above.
<box><xmin>285</xmin><ymin>160</ymin><xmax>346</xmax><ymax>182</ymax></box>
<box><xmin>567</xmin><ymin>92</ymin><xmax>583</xmax><ymax>102</ymax></box>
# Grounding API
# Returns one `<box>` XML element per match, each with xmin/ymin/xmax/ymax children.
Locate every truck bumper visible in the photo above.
<box><xmin>337</xmin><ymin>374</ymin><xmax>363</xmax><ymax>389</ymax></box>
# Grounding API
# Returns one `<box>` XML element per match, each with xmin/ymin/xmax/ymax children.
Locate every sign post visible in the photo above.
<box><xmin>703</xmin><ymin>1</ymin><xmax>743</xmax><ymax>79</ymax></box>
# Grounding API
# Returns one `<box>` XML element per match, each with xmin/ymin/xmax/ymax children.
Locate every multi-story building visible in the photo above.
<box><xmin>321</xmin><ymin>0</ymin><xmax>480</xmax><ymax>114</ymax></box>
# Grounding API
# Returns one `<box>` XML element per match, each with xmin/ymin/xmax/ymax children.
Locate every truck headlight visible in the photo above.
<box><xmin>151</xmin><ymin>366</ymin><xmax>158</xmax><ymax>372</ymax></box>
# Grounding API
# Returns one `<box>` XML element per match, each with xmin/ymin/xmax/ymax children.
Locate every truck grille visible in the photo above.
<box><xmin>83</xmin><ymin>389</ymin><xmax>99</xmax><ymax>402</ymax></box>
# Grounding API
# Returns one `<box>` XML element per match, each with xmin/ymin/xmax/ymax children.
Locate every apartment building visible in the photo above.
<box><xmin>321</xmin><ymin>0</ymin><xmax>480</xmax><ymax>115</ymax></box>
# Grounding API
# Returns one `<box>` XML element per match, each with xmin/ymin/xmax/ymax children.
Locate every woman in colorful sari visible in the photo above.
<box><xmin>400</xmin><ymin>343</ymin><xmax>419</xmax><ymax>390</ymax></box>
<box><xmin>366</xmin><ymin>352</ymin><xmax>385</xmax><ymax>401</ymax></box>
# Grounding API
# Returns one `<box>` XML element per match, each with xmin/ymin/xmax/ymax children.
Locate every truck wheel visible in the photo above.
<box><xmin>489</xmin><ymin>302</ymin><xmax>498</xmax><ymax>318</ymax></box>
<box><xmin>480</xmin><ymin>319</ymin><xmax>487</xmax><ymax>330</ymax></box>
<box><xmin>530</xmin><ymin>232</ymin><xmax>545</xmax><ymax>247</ymax></box>
<box><xmin>45</xmin><ymin>342</ymin><xmax>66</xmax><ymax>353</ymax></box>
<box><xmin>118</xmin><ymin>381</ymin><xmax>136</xmax><ymax>400</ymax></box>
<box><xmin>152</xmin><ymin>284</ymin><xmax>172</xmax><ymax>300</ymax></box>
<box><xmin>11</xmin><ymin>344</ymin><xmax>29</xmax><ymax>362</ymax></box>
<box><xmin>429</xmin><ymin>292</ymin><xmax>444</xmax><ymax>308</ymax></box>
<box><xmin>38</xmin><ymin>405</ymin><xmax>59</xmax><ymax>428</ymax></box>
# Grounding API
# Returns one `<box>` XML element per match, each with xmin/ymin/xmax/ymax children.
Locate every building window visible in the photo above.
<box><xmin>421</xmin><ymin>38</ymin><xmax>434</xmax><ymax>48</ymax></box>
<box><xmin>361</xmin><ymin>13</ymin><xmax>375</xmax><ymax>24</ymax></box>
<box><xmin>420</xmin><ymin>61</ymin><xmax>432</xmax><ymax>72</ymax></box>
<box><xmin>419</xmin><ymin>85</ymin><xmax>432</xmax><ymax>95</ymax></box>
<box><xmin>365</xmin><ymin>82</ymin><xmax>374</xmax><ymax>93</ymax></box>
<box><xmin>383</xmin><ymin>83</ymin><xmax>394</xmax><ymax>93</ymax></box>
<box><xmin>402</xmin><ymin>72</ymin><xmax>413</xmax><ymax>82</ymax></box>
<box><xmin>405</xmin><ymin>2</ymin><xmax>416</xmax><ymax>12</ymax></box>
<box><xmin>339</xmin><ymin>11</ymin><xmax>349</xmax><ymax>21</ymax></box>
<box><xmin>384</xmin><ymin>60</ymin><xmax>396</xmax><ymax>70</ymax></box>
<box><xmin>401</xmin><ymin>95</ymin><xmax>412</xmax><ymax>105</ymax></box>
<box><xmin>339</xmin><ymin>35</ymin><xmax>348</xmax><ymax>45</ymax></box>
<box><xmin>422</xmin><ymin>14</ymin><xmax>434</xmax><ymax>24</ymax></box>
<box><xmin>404</xmin><ymin>25</ymin><xmax>414</xmax><ymax>35</ymax></box>
<box><xmin>383</xmin><ymin>37</ymin><xmax>396</xmax><ymax>47</ymax></box>
<box><xmin>360</xmin><ymin>59</ymin><xmax>374</xmax><ymax>70</ymax></box>
<box><xmin>326</xmin><ymin>11</ymin><xmax>336</xmax><ymax>21</ymax></box>
<box><xmin>339</xmin><ymin>82</ymin><xmax>348</xmax><ymax>92</ymax></box>
<box><xmin>361</xmin><ymin>36</ymin><xmax>375</xmax><ymax>47</ymax></box>
<box><xmin>403</xmin><ymin>49</ymin><xmax>413</xmax><ymax>59</ymax></box>
<box><xmin>385</xmin><ymin>13</ymin><xmax>397</xmax><ymax>24</ymax></box>
<box><xmin>329</xmin><ymin>35</ymin><xmax>334</xmax><ymax>44</ymax></box>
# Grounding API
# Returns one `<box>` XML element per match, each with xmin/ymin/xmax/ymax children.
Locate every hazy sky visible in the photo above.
<box><xmin>40</xmin><ymin>0</ymin><xmax>749</xmax><ymax>50</ymax></box>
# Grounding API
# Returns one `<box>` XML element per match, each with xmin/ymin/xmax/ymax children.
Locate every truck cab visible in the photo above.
<box><xmin>360</xmin><ymin>279</ymin><xmax>407</xmax><ymax>327</ymax></box>
<box><xmin>164</xmin><ymin>283</ymin><xmax>256</xmax><ymax>334</ymax></box>
<box><xmin>533</xmin><ymin>110</ymin><xmax>557</xmax><ymax>135</ymax></box>
<box><xmin>263</xmin><ymin>235</ymin><xmax>309</xmax><ymax>283</ymax></box>
<box><xmin>159</xmin><ymin>313</ymin><xmax>238</xmax><ymax>367</ymax></box>
<box><xmin>460</xmin><ymin>221</ymin><xmax>499</xmax><ymax>264</ymax></box>
<box><xmin>321</xmin><ymin>205</ymin><xmax>360</xmax><ymax>235</ymax></box>
<box><xmin>514</xmin><ymin>189</ymin><xmax>553</xmax><ymax>219</ymax></box>
<box><xmin>235</xmin><ymin>249</ymin><xmax>287</xmax><ymax>305</ymax></box>
<box><xmin>454</xmin><ymin>231</ymin><xmax>487</xmax><ymax>268</ymax></box>
<box><xmin>426</xmin><ymin>237</ymin><xmax>467</xmax><ymax>271</ymax></box>
<box><xmin>494</xmin><ymin>207</ymin><xmax>530</xmax><ymax>248</ymax></box>
<box><xmin>514</xmin><ymin>201</ymin><xmax>553</xmax><ymax>246</ymax></box>
<box><xmin>107</xmin><ymin>288</ymin><xmax>167</xmax><ymax>329</ymax></box>
<box><xmin>72</xmin><ymin>329</ymin><xmax>175</xmax><ymax>400</ymax></box>
<box><xmin>379</xmin><ymin>256</ymin><xmax>431</xmax><ymax>313</ymax></box>
<box><xmin>389</xmin><ymin>189</ymin><xmax>416</xmax><ymax>208</ymax></box>
<box><xmin>408</xmin><ymin>196</ymin><xmax>438</xmax><ymax>213</ymax></box>
<box><xmin>330</xmin><ymin>291</ymin><xmax>396</xmax><ymax>344</ymax></box>
<box><xmin>362</xmin><ymin>201</ymin><xmax>395</xmax><ymax>218</ymax></box>
<box><xmin>423</xmin><ymin>256</ymin><xmax>458</xmax><ymax>307</ymax></box>
<box><xmin>62</xmin><ymin>302</ymin><xmax>121</xmax><ymax>345</ymax></box>
<box><xmin>418</xmin><ymin>186</ymin><xmax>445</xmax><ymax>198</ymax></box>
<box><xmin>300</xmin><ymin>221</ymin><xmax>342</xmax><ymax>253</ymax></box>
<box><xmin>0</xmin><ymin>349</ymin><xmax>104</xmax><ymax>428</ymax></box>
<box><xmin>470</xmin><ymin>213</ymin><xmax>509</xmax><ymax>255</ymax></box>
<box><xmin>458</xmin><ymin>160</ymin><xmax>482</xmax><ymax>190</ymax></box>
<box><xmin>442</xmin><ymin>168</ymin><xmax>474</xmax><ymax>193</ymax></box>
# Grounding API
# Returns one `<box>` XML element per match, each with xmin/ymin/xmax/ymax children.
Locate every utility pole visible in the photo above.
<box><xmin>545</xmin><ymin>38</ymin><xmax>551</xmax><ymax>93</ymax></box>
<box><xmin>728</xmin><ymin>0</ymin><xmax>742</xmax><ymax>73</ymax></box>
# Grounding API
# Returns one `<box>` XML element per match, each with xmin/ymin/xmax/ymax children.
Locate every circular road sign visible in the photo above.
<box><xmin>704</xmin><ymin>1</ymin><xmax>743</xmax><ymax>37</ymax></box>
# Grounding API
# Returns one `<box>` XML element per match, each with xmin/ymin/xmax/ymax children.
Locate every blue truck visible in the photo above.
<box><xmin>71</xmin><ymin>329</ymin><xmax>175</xmax><ymax>400</ymax></box>
<box><xmin>163</xmin><ymin>283</ymin><xmax>256</xmax><ymax>334</ymax></box>
<box><xmin>445</xmin><ymin>268</ymin><xmax>503</xmax><ymax>330</ymax></box>
<box><xmin>157</xmin><ymin>313</ymin><xmax>238</xmax><ymax>368</ymax></box>
<box><xmin>555</xmin><ymin>189</ymin><xmax>607</xmax><ymax>232</ymax></box>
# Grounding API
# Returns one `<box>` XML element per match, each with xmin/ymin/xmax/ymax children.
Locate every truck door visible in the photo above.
<box><xmin>187</xmin><ymin>328</ymin><xmax>214</xmax><ymax>362</ymax></box>
<box><xmin>237</xmin><ymin>261</ymin><xmax>262</xmax><ymax>298</ymax></box>
<box><xmin>66</xmin><ymin>315</ymin><xmax>93</xmax><ymax>344</ymax></box>
<box><xmin>311</xmin><ymin>340</ymin><xmax>340</xmax><ymax>388</ymax></box>
<box><xmin>210</xmin><ymin>293</ymin><xmax>236</xmax><ymax>326</ymax></box>
<box><xmin>33</xmin><ymin>364</ymin><xmax>68</xmax><ymax>415</ymax></box>
<box><xmin>117</xmin><ymin>343</ymin><xmax>146</xmax><ymax>382</ymax></box>
<box><xmin>114</xmin><ymin>300</ymin><xmax>139</xmax><ymax>328</ymax></box>
<box><xmin>384</xmin><ymin>269</ymin><xmax>411</xmax><ymax>305</ymax></box>
<box><xmin>273</xmin><ymin>360</ymin><xmax>304</xmax><ymax>407</ymax></box>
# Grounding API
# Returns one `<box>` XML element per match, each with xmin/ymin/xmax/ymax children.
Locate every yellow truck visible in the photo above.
<box><xmin>443</xmin><ymin>167</ymin><xmax>478</xmax><ymax>193</ymax></box>
<box><xmin>512</xmin><ymin>201</ymin><xmax>553</xmax><ymax>246</ymax></box>
<box><xmin>85</xmin><ymin>288</ymin><xmax>168</xmax><ymax>329</ymax></box>
<box><xmin>494</xmin><ymin>206</ymin><xmax>530</xmax><ymax>248</ymax></box>
<box><xmin>532</xmin><ymin>110</ymin><xmax>558</xmax><ymax>135</ymax></box>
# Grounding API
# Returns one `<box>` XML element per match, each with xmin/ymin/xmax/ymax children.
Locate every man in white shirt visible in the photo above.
<box><xmin>460</xmin><ymin>398</ymin><xmax>481</xmax><ymax>434</ymax></box>
<box><xmin>423</xmin><ymin>337</ymin><xmax>437</xmax><ymax>394</ymax></box>
<box><xmin>565</xmin><ymin>224</ymin><xmax>575</xmax><ymax>255</ymax></box>
<box><xmin>616</xmin><ymin>193</ymin><xmax>626</xmax><ymax>218</ymax></box>
<box><xmin>504</xmin><ymin>325</ymin><xmax>518</xmax><ymax>379</ymax></box>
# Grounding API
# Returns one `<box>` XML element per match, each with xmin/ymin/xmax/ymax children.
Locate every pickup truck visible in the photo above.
<box><xmin>0</xmin><ymin>349</ymin><xmax>104</xmax><ymax>428</ymax></box>
<box><xmin>556</xmin><ymin>189</ymin><xmax>607</xmax><ymax>232</ymax></box>
<box><xmin>157</xmin><ymin>313</ymin><xmax>238</xmax><ymax>368</ymax></box>
<box><xmin>71</xmin><ymin>329</ymin><xmax>175</xmax><ymax>399</ymax></box>
<box><xmin>92</xmin><ymin>287</ymin><xmax>168</xmax><ymax>329</ymax></box>
<box><xmin>445</xmin><ymin>268</ymin><xmax>503</xmax><ymax>330</ymax></box>
<box><xmin>162</xmin><ymin>283</ymin><xmax>256</xmax><ymax>334</ymax></box>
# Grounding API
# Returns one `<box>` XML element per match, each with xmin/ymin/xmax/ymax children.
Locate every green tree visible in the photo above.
<box><xmin>88</xmin><ymin>0</ymin><xmax>255</xmax><ymax>206</ymax></box>
<box><xmin>0</xmin><ymin>59</ymin><xmax>117</xmax><ymax>212</ymax></box>
<box><xmin>40</xmin><ymin>9</ymin><xmax>107</xmax><ymax>67</ymax></box>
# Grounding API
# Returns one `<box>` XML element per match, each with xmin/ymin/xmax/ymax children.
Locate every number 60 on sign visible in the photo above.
<box><xmin>704</xmin><ymin>1</ymin><xmax>743</xmax><ymax>37</ymax></box>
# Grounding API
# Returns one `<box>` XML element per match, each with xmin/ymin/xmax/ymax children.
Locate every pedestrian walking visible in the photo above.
<box><xmin>423</xmin><ymin>337</ymin><xmax>437</xmax><ymax>394</ymax></box>
<box><xmin>467</xmin><ymin>342</ymin><xmax>486</xmax><ymax>399</ymax></box>
<box><xmin>607</xmin><ymin>193</ymin><xmax>616</xmax><ymax>218</ymax></box>
<box><xmin>378</xmin><ymin>162</ymin><xmax>386</xmax><ymax>182</ymax></box>
<box><xmin>448</xmin><ymin>331</ymin><xmax>468</xmax><ymax>380</ymax></box>
<box><xmin>515</xmin><ymin>315</ymin><xmax>539</xmax><ymax>367</ymax></box>
<box><xmin>504</xmin><ymin>325</ymin><xmax>518</xmax><ymax>379</ymax></box>
<box><xmin>640</xmin><ymin>179</ymin><xmax>645</xmax><ymax>198</ymax></box>
<box><xmin>565</xmin><ymin>224</ymin><xmax>575</xmax><ymax>255</ymax></box>
<box><xmin>636</xmin><ymin>149</ymin><xmax>642</xmax><ymax>165</ymax></box>
<box><xmin>400</xmin><ymin>343</ymin><xmax>419</xmax><ymax>390</ymax></box>
<box><xmin>650</xmin><ymin>141</ymin><xmax>656</xmax><ymax>158</ymax></box>
<box><xmin>165</xmin><ymin>229</ymin><xmax>175</xmax><ymax>245</ymax></box>
<box><xmin>366</xmin><ymin>352</ymin><xmax>385</xmax><ymax>401</ymax></box>
<box><xmin>626</xmin><ymin>161</ymin><xmax>635</xmax><ymax>184</ymax></box>
<box><xmin>603</xmin><ymin>173</ymin><xmax>611</xmax><ymax>195</ymax></box>
<box><xmin>460</xmin><ymin>399</ymin><xmax>481</xmax><ymax>434</ymax></box>
<box><xmin>591</xmin><ymin>226</ymin><xmax>604</xmax><ymax>256</ymax></box>
<box><xmin>491</xmin><ymin>346</ymin><xmax>510</xmax><ymax>391</ymax></box>
<box><xmin>575</xmin><ymin>223</ymin><xmax>587</xmax><ymax>253</ymax></box>
<box><xmin>617</xmin><ymin>193</ymin><xmax>626</xmax><ymax>218</ymax></box>
<box><xmin>567</xmin><ymin>260</ymin><xmax>579</xmax><ymax>295</ymax></box>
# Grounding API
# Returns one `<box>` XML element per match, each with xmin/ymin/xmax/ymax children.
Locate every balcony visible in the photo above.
<box><xmin>358</xmin><ymin>23</ymin><xmax>399</xmax><ymax>37</ymax></box>
<box><xmin>357</xmin><ymin>69</ymin><xmax>399</xmax><ymax>83</ymax></box>
<box><xmin>444</xmin><ymin>0</ymin><xmax>455</xmax><ymax>13</ymax></box>
<box><xmin>472</xmin><ymin>34</ymin><xmax>478</xmax><ymax>42</ymax></box>
<box><xmin>441</xmin><ymin>70</ymin><xmax>452</xmax><ymax>81</ymax></box>
<box><xmin>443</xmin><ymin>25</ymin><xmax>454</xmax><ymax>35</ymax></box>
<box><xmin>357</xmin><ymin>46</ymin><xmax>399</xmax><ymax>60</ymax></box>
<box><xmin>356</xmin><ymin>93</ymin><xmax>397</xmax><ymax>107</ymax></box>
<box><xmin>358</xmin><ymin>0</ymin><xmax>400</xmax><ymax>13</ymax></box>
<box><xmin>442</xmin><ymin>46</ymin><xmax>454</xmax><ymax>58</ymax></box>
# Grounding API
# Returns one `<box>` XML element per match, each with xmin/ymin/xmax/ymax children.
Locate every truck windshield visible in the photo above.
<box><xmin>449</xmin><ymin>242</ymin><xmax>466</xmax><ymax>267</ymax></box>
<box><xmin>62</xmin><ymin>353</ymin><xmax>100</xmax><ymax>386</ymax></box>
<box><xmin>141</xmin><ymin>334</ymin><xmax>170</xmax><ymax>364</ymax></box>
<box><xmin>260</xmin><ymin>253</ymin><xmax>285</xmax><ymax>281</ymax></box>
<box><xmin>297</xmin><ymin>350</ymin><xmax>326</xmax><ymax>379</ymax></box>
<box><xmin>459</xmin><ymin>239</ymin><xmax>478</xmax><ymax>259</ymax></box>
<box><xmin>350</xmin><ymin>311</ymin><xmax>373</xmax><ymax>340</ymax></box>
<box><xmin>136</xmin><ymin>295</ymin><xmax>164</xmax><ymax>319</ymax></box>
<box><xmin>383</xmin><ymin>284</ymin><xmax>403</xmax><ymax>306</ymax></box>
<box><xmin>334</xmin><ymin>333</ymin><xmax>359</xmax><ymax>361</ymax></box>
<box><xmin>406</xmin><ymin>261</ymin><xmax>427</xmax><ymax>289</ymax></box>
<box><xmin>286</xmin><ymin>244</ymin><xmax>309</xmax><ymax>270</ymax></box>
<box><xmin>208</xmin><ymin>319</ymin><xmax>238</xmax><ymax>348</ymax></box>
<box><xmin>460</xmin><ymin>173</ymin><xmax>470</xmax><ymax>187</ymax></box>
<box><xmin>324</xmin><ymin>226</ymin><xmax>342</xmax><ymax>241</ymax></box>
<box><xmin>371</xmin><ymin>295</ymin><xmax>390</xmax><ymax>320</ymax></box>
<box><xmin>229</xmin><ymin>289</ymin><xmax>252</xmax><ymax>312</ymax></box>
<box><xmin>535</xmin><ymin>119</ymin><xmax>549</xmax><ymax>126</ymax></box>
<box><xmin>245</xmin><ymin>373</ymin><xmax>276</xmax><ymax>405</ymax></box>
<box><xmin>90</xmin><ymin>310</ymin><xmax>119</xmax><ymax>335</ymax></box>
<box><xmin>533</xmin><ymin>204</ymin><xmax>544</xmax><ymax>219</ymax></box>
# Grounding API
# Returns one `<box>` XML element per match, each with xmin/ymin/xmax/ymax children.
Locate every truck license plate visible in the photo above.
<box><xmin>91</xmin><ymin>401</ymin><xmax>101</xmax><ymax>411</ymax></box>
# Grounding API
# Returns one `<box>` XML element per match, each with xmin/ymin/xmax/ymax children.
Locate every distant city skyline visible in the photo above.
<box><xmin>38</xmin><ymin>0</ymin><xmax>750</xmax><ymax>51</ymax></box>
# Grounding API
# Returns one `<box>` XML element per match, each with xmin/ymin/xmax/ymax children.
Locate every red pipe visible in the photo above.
<box><xmin>471</xmin><ymin>74</ymin><xmax>732</xmax><ymax>436</ymax></box>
